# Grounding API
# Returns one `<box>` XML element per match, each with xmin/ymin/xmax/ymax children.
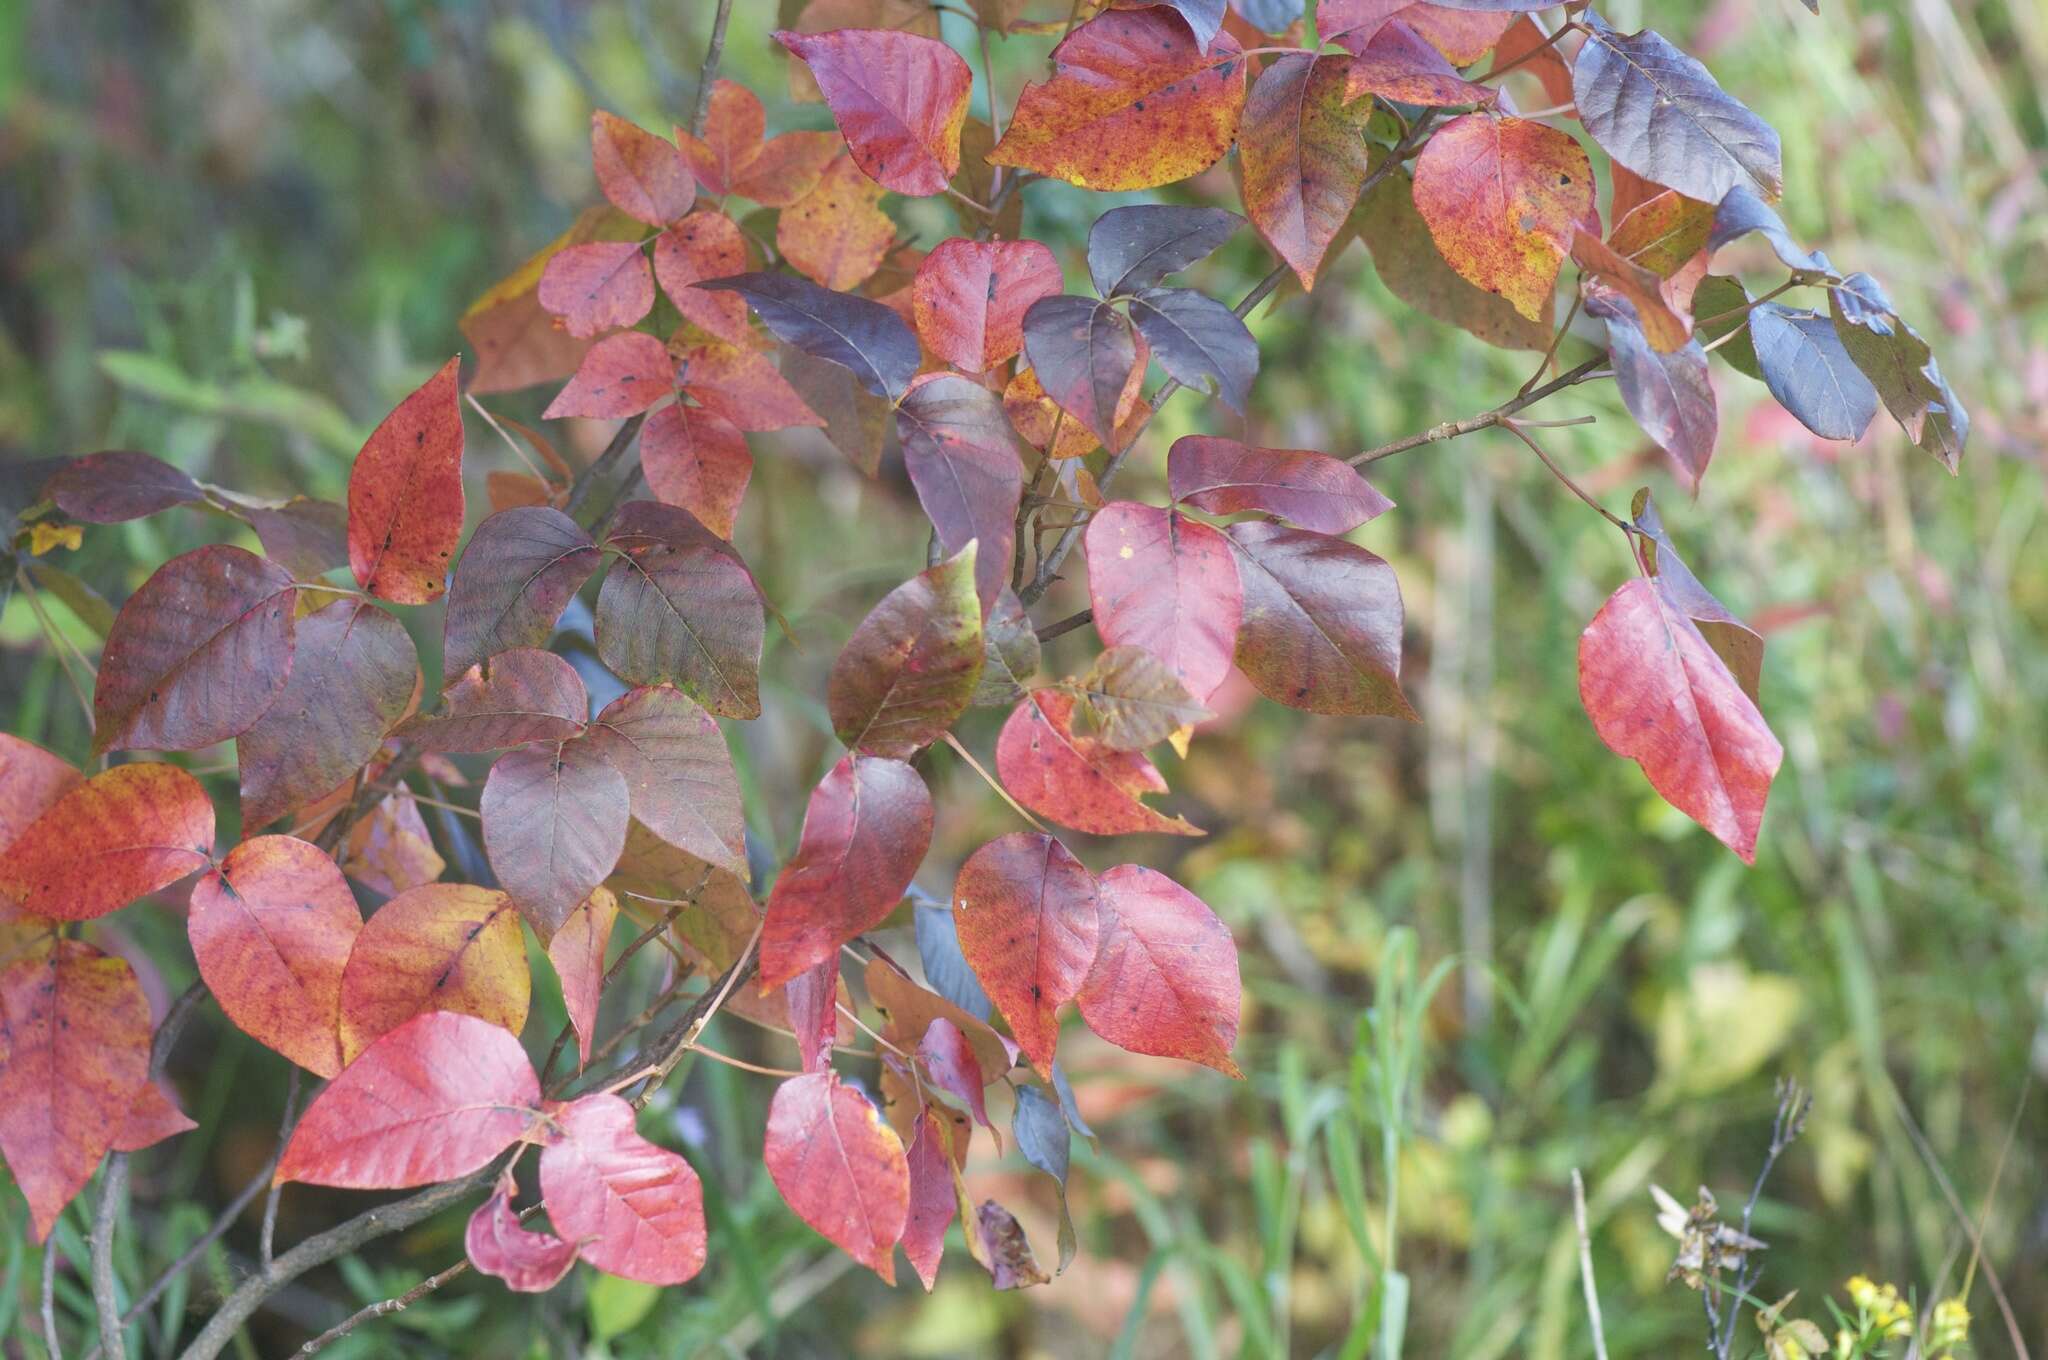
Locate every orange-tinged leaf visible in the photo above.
<box><xmin>582</xmin><ymin>685</ymin><xmax>747</xmax><ymax>875</ymax></box>
<box><xmin>1410</xmin><ymin>112</ymin><xmax>1597</xmax><ymax>322</ymax></box>
<box><xmin>543</xmin><ymin>332</ymin><xmax>675</xmax><ymax>420</ymax></box>
<box><xmin>777</xmin><ymin>154</ymin><xmax>895</xmax><ymax>291</ymax></box>
<box><xmin>461</xmin><ymin>206</ymin><xmax>642</xmax><ymax>394</ymax></box>
<box><xmin>764</xmin><ymin>1070</ymin><xmax>910</xmax><ymax>1281</ymax></box>
<box><xmin>1578</xmin><ymin>577</ymin><xmax>1781</xmax><ymax>862</ymax></box>
<box><xmin>482</xmin><ymin>737</ymin><xmax>631</xmax><ymax>938</ymax></box>
<box><xmin>590</xmin><ymin>110</ymin><xmax>695</xmax><ymax>226</ymax></box>
<box><xmin>911</xmin><ymin>237</ymin><xmax>1062</xmax><ymax>373</ymax></box>
<box><xmin>348</xmin><ymin>357</ymin><xmax>467</xmax><ymax>604</ymax></box>
<box><xmin>827</xmin><ymin>543</ymin><xmax>984</xmax><ymax>758</ymax></box>
<box><xmin>1085</xmin><ymin>502</ymin><xmax>1243</xmax><ymax>704</ymax></box>
<box><xmin>1608</xmin><ymin>187</ymin><xmax>1716</xmax><ymax>277</ymax></box>
<box><xmin>652</xmin><ymin>211</ymin><xmax>753</xmax><ymax>345</ymax></box>
<box><xmin>952</xmin><ymin>831</ymin><xmax>1100</xmax><ymax>1077</ymax></box>
<box><xmin>1241</xmin><ymin>54</ymin><xmax>1377</xmax><ymax>290</ymax></box>
<box><xmin>540</xmin><ymin>1093</ymin><xmax>707</xmax><ymax>1284</ymax></box>
<box><xmin>1570</xmin><ymin>227</ymin><xmax>1691</xmax><ymax>352</ymax></box>
<box><xmin>1076</xmin><ymin>864</ymin><xmax>1241</xmax><ymax>1075</ymax></box>
<box><xmin>864</xmin><ymin>954</ymin><xmax>1015</xmax><ymax>1080</ymax></box>
<box><xmin>676</xmin><ymin>80</ymin><xmax>839</xmax><ymax>205</ymax></box>
<box><xmin>673</xmin><ymin>337</ymin><xmax>826</xmax><ymax>432</ymax></box>
<box><xmin>342</xmin><ymin>791</ymin><xmax>446</xmax><ymax>898</ymax></box>
<box><xmin>190</xmin><ymin>835</ymin><xmax>361</xmax><ymax>1078</ymax></box>
<box><xmin>0</xmin><ymin>941</ymin><xmax>151</xmax><ymax>1241</ymax></box>
<box><xmin>486</xmin><ymin>471</ymin><xmax>552</xmax><ymax>512</ymax></box>
<box><xmin>997</xmin><ymin>689</ymin><xmax>1202</xmax><ymax>837</ymax></box>
<box><xmin>112</xmin><ymin>1080</ymin><xmax>197</xmax><ymax>1153</ymax></box>
<box><xmin>466</xmin><ymin>1173</ymin><xmax>578</xmax><ymax>1292</ymax></box>
<box><xmin>92</xmin><ymin>544</ymin><xmax>297</xmax><ymax>754</ymax></box>
<box><xmin>776</xmin><ymin>29</ymin><xmax>971</xmax><ymax>197</ymax></box>
<box><xmin>0</xmin><ymin>735</ymin><xmax>82</xmax><ymax>859</ymax></box>
<box><xmin>989</xmin><ymin>9</ymin><xmax>1247</xmax><ymax>191</ymax></box>
<box><xmin>0</xmin><ymin>763</ymin><xmax>213</xmax><ymax>921</ymax></box>
<box><xmin>337</xmin><ymin>883</ymin><xmax>530</xmax><ymax>1062</ymax></box>
<box><xmin>760</xmin><ymin>753</ymin><xmax>932</xmax><ymax>988</ymax></box>
<box><xmin>1003</xmin><ymin>366</ymin><xmax>1148</xmax><ymax>460</ymax></box>
<box><xmin>276</xmin><ymin>1011</ymin><xmax>540</xmax><ymax>1189</ymax></box>
<box><xmin>1490</xmin><ymin>16</ymin><xmax>1575</xmax><ymax>111</ymax></box>
<box><xmin>547</xmin><ymin>887</ymin><xmax>619</xmax><ymax>1069</ymax></box>
<box><xmin>537</xmin><ymin>241</ymin><xmax>655</xmax><ymax>340</ymax></box>
<box><xmin>1227</xmin><ymin>520</ymin><xmax>1416</xmax><ymax>717</ymax></box>
<box><xmin>237</xmin><ymin>598</ymin><xmax>420</xmax><ymax>828</ymax></box>
<box><xmin>641</xmin><ymin>403</ymin><xmax>753</xmax><ymax>539</ymax></box>
<box><xmin>1354</xmin><ymin>166</ymin><xmax>1552</xmax><ymax>350</ymax></box>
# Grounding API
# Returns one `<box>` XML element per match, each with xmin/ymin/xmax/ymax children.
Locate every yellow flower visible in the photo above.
<box><xmin>1846</xmin><ymin>1276</ymin><xmax>1879</xmax><ymax>1308</ymax></box>
<box><xmin>26</xmin><ymin>521</ymin><xmax>82</xmax><ymax>555</ymax></box>
<box><xmin>1929</xmin><ymin>1297</ymin><xmax>1970</xmax><ymax>1355</ymax></box>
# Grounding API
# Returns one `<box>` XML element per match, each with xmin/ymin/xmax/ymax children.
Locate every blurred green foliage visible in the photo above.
<box><xmin>3</xmin><ymin>0</ymin><xmax>2045</xmax><ymax>1356</ymax></box>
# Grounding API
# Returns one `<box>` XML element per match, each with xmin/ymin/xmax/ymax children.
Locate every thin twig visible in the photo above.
<box><xmin>1571</xmin><ymin>1169</ymin><xmax>1609</xmax><ymax>1360</ymax></box>
<box><xmin>91</xmin><ymin>1156</ymin><xmax>128</xmax><ymax>1360</ymax></box>
<box><xmin>44</xmin><ymin>1235</ymin><xmax>64</xmax><ymax>1360</ymax></box>
<box><xmin>1035</xmin><ymin>607</ymin><xmax>1093</xmax><ymax>642</ymax></box>
<box><xmin>261</xmin><ymin>1070</ymin><xmax>303</xmax><ymax>1267</ymax></box>
<box><xmin>686</xmin><ymin>0</ymin><xmax>735</xmax><ymax>137</ymax></box>
<box><xmin>561</xmin><ymin>412</ymin><xmax>650</xmax><ymax>528</ymax></box>
<box><xmin>1890</xmin><ymin>1084</ymin><xmax>2030</xmax><ymax>1360</ymax></box>
<box><xmin>1498</xmin><ymin>419</ymin><xmax>1627</xmax><ymax>531</ymax></box>
<box><xmin>942</xmin><ymin>731</ymin><xmax>1048</xmax><ymax>832</ymax></box>
<box><xmin>293</xmin><ymin>1260</ymin><xmax>471</xmax><ymax>1357</ymax></box>
<box><xmin>1349</xmin><ymin>356</ymin><xmax>1608</xmax><ymax>467</ymax></box>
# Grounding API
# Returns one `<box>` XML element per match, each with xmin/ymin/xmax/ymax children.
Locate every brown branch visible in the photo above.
<box><xmin>687</xmin><ymin>0</ymin><xmax>736</xmax><ymax>137</ymax></box>
<box><xmin>261</xmin><ymin>1070</ymin><xmax>304</xmax><ymax>1267</ymax></box>
<box><xmin>91</xmin><ymin>1155</ymin><xmax>128</xmax><ymax>1360</ymax></box>
<box><xmin>562</xmin><ymin>412</ymin><xmax>650</xmax><ymax>529</ymax></box>
<box><xmin>1348</xmin><ymin>356</ymin><xmax>1608</xmax><ymax>468</ymax></box>
<box><xmin>1035</xmin><ymin>607</ymin><xmax>1093</xmax><ymax>642</ymax></box>
<box><xmin>294</xmin><ymin>1259</ymin><xmax>472</xmax><ymax>1357</ymax></box>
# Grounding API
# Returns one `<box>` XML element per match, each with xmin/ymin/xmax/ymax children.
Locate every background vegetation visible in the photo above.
<box><xmin>3</xmin><ymin>0</ymin><xmax>2044</xmax><ymax>1354</ymax></box>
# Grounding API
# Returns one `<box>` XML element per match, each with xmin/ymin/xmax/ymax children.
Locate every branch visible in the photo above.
<box><xmin>44</xmin><ymin>1236</ymin><xmax>63</xmax><ymax>1360</ymax></box>
<box><xmin>91</xmin><ymin>1155</ymin><xmax>129</xmax><ymax>1360</ymax></box>
<box><xmin>294</xmin><ymin>1260</ymin><xmax>472</xmax><ymax>1357</ymax></box>
<box><xmin>686</xmin><ymin>0</ymin><xmax>736</xmax><ymax>138</ymax></box>
<box><xmin>562</xmin><ymin>412</ymin><xmax>650</xmax><ymax>530</ymax></box>
<box><xmin>1348</xmin><ymin>356</ymin><xmax>1607</xmax><ymax>467</ymax></box>
<box><xmin>1570</xmin><ymin>1169</ymin><xmax>1609</xmax><ymax>1360</ymax></box>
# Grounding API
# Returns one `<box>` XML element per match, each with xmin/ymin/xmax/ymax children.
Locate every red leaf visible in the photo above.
<box><xmin>995</xmin><ymin>689</ymin><xmax>1202</xmax><ymax>837</ymax></box>
<box><xmin>897</xmin><ymin>374</ymin><xmax>1026</xmax><ymax>606</ymax></box>
<box><xmin>237</xmin><ymin>599</ymin><xmax>419</xmax><ymax>828</ymax></box>
<box><xmin>651</xmin><ymin>211</ymin><xmax>753</xmax><ymax>346</ymax></box>
<box><xmin>461</xmin><ymin>206</ymin><xmax>643</xmax><ymax>394</ymax></box>
<box><xmin>92</xmin><ymin>544</ymin><xmax>297</xmax><ymax>754</ymax></box>
<box><xmin>583</xmin><ymin>685</ymin><xmax>747</xmax><ymax>874</ymax></box>
<box><xmin>536</xmin><ymin>241</ymin><xmax>655</xmax><ymax>340</ymax></box>
<box><xmin>1168</xmin><ymin>436</ymin><xmax>1392</xmax><ymax>534</ymax></box>
<box><xmin>0</xmin><ymin>763</ymin><xmax>213</xmax><ymax>922</ymax></box>
<box><xmin>1227</xmin><ymin>521</ymin><xmax>1415</xmax><ymax>718</ymax></box>
<box><xmin>482</xmin><ymin>737</ymin><xmax>631</xmax><ymax>938</ymax></box>
<box><xmin>348</xmin><ymin>357</ymin><xmax>467</xmax><ymax>604</ymax></box>
<box><xmin>547</xmin><ymin>887</ymin><xmax>619</xmax><ymax>1069</ymax></box>
<box><xmin>112</xmin><ymin>1080</ymin><xmax>197</xmax><ymax>1154</ymax></box>
<box><xmin>466</xmin><ymin>1172</ymin><xmax>578</xmax><ymax>1292</ymax></box>
<box><xmin>42</xmin><ymin>451</ymin><xmax>202</xmax><ymax>524</ymax></box>
<box><xmin>276</xmin><ymin>1011</ymin><xmax>540</xmax><ymax>1189</ymax></box>
<box><xmin>902</xmin><ymin>1108</ymin><xmax>958</xmax><ymax>1291</ymax></box>
<box><xmin>1076</xmin><ymin>864</ymin><xmax>1241</xmax><ymax>1075</ymax></box>
<box><xmin>1085</xmin><ymin>501</ymin><xmax>1243</xmax><ymax>704</ymax></box>
<box><xmin>1411</xmin><ymin>112</ymin><xmax>1597</xmax><ymax>323</ymax></box>
<box><xmin>673</xmin><ymin>338</ymin><xmax>826</xmax><ymax>433</ymax></box>
<box><xmin>917</xmin><ymin>1017</ymin><xmax>991</xmax><ymax>1133</ymax></box>
<box><xmin>1341</xmin><ymin>21</ymin><xmax>1496</xmax><ymax>106</ymax></box>
<box><xmin>760</xmin><ymin>754</ymin><xmax>933</xmax><ymax>988</ymax></box>
<box><xmin>865</xmin><ymin>954</ymin><xmax>1016</xmax><ymax>1080</ymax></box>
<box><xmin>764</xmin><ymin>1071</ymin><xmax>910</xmax><ymax>1281</ymax></box>
<box><xmin>785</xmin><ymin>957</ymin><xmax>840</xmax><ymax>1074</ymax></box>
<box><xmin>678</xmin><ymin>80</ymin><xmax>839</xmax><ymax>205</ymax></box>
<box><xmin>641</xmin><ymin>402</ymin><xmax>753</xmax><ymax>540</ymax></box>
<box><xmin>540</xmin><ymin>1092</ymin><xmax>707</xmax><ymax>1285</ymax></box>
<box><xmin>912</xmin><ymin>238</ymin><xmax>1063</xmax><ymax>373</ymax></box>
<box><xmin>827</xmin><ymin>543</ymin><xmax>984</xmax><ymax>758</ymax></box>
<box><xmin>0</xmin><ymin>941</ymin><xmax>151</xmax><ymax>1241</ymax></box>
<box><xmin>442</xmin><ymin>507</ymin><xmax>602</xmax><ymax>683</ymax></box>
<box><xmin>1240</xmin><ymin>54</ymin><xmax>1376</xmax><ymax>291</ymax></box>
<box><xmin>0</xmin><ymin>735</ymin><xmax>82</xmax><ymax>866</ymax></box>
<box><xmin>952</xmin><ymin>831</ymin><xmax>1100</xmax><ymax>1077</ymax></box>
<box><xmin>543</xmin><ymin>332</ymin><xmax>675</xmax><ymax>420</ymax></box>
<box><xmin>190</xmin><ymin>835</ymin><xmax>361</xmax><ymax>1077</ymax></box>
<box><xmin>988</xmin><ymin>10</ymin><xmax>1248</xmax><ymax>191</ymax></box>
<box><xmin>776</xmin><ymin>154</ymin><xmax>895</xmax><ymax>291</ymax></box>
<box><xmin>775</xmin><ymin>29</ymin><xmax>972</xmax><ymax>197</ymax></box>
<box><xmin>596</xmin><ymin>501</ymin><xmax>766</xmax><ymax>717</ymax></box>
<box><xmin>590</xmin><ymin>110</ymin><xmax>695</xmax><ymax>226</ymax></box>
<box><xmin>407</xmin><ymin>648</ymin><xmax>588</xmax><ymax>752</ymax></box>
<box><xmin>1577</xmin><ymin>577</ymin><xmax>1782</xmax><ymax>862</ymax></box>
<box><xmin>338</xmin><ymin>883</ymin><xmax>530</xmax><ymax>1062</ymax></box>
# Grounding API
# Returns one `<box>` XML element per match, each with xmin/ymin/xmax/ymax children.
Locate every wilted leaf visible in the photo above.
<box><xmin>988</xmin><ymin>9</ymin><xmax>1248</xmax><ymax>191</ymax></box>
<box><xmin>996</xmin><ymin>689</ymin><xmax>1202</xmax><ymax>836</ymax></box>
<box><xmin>1072</xmin><ymin>645</ymin><xmax>1210</xmax><ymax>750</ymax></box>
<box><xmin>1085</xmin><ymin>501</ymin><xmax>1242</xmax><ymax>703</ymax></box>
<box><xmin>1227</xmin><ymin>520</ymin><xmax>1415</xmax><ymax>717</ymax></box>
<box><xmin>1086</xmin><ymin>204</ymin><xmax>1242</xmax><ymax>298</ymax></box>
<box><xmin>540</xmin><ymin>1093</ymin><xmax>707</xmax><ymax>1284</ymax></box>
<box><xmin>0</xmin><ymin>941</ymin><xmax>152</xmax><ymax>1241</ymax></box>
<box><xmin>760</xmin><ymin>753</ymin><xmax>933</xmax><ymax>988</ymax></box>
<box><xmin>548</xmin><ymin>887</ymin><xmax>620</xmax><ymax>1069</ymax></box>
<box><xmin>583</xmin><ymin>684</ymin><xmax>746</xmax><ymax>874</ymax></box>
<box><xmin>1578</xmin><ymin>577</ymin><xmax>1782</xmax><ymax>862</ymax></box>
<box><xmin>1076</xmin><ymin>864</ymin><xmax>1240</xmax><ymax>1075</ymax></box>
<box><xmin>1828</xmin><ymin>272</ymin><xmax>1968</xmax><ymax>471</ymax></box>
<box><xmin>443</xmin><ymin>507</ymin><xmax>601</xmax><ymax>683</ymax></box>
<box><xmin>775</xmin><ymin>28</ymin><xmax>970</xmax><ymax>197</ymax></box>
<box><xmin>0</xmin><ymin>763</ymin><xmax>213</xmax><ymax>921</ymax></box>
<box><xmin>698</xmin><ymin>272</ymin><xmax>920</xmax><ymax>400</ymax></box>
<box><xmin>93</xmin><ymin>544</ymin><xmax>296</xmax><ymax>754</ymax></box>
<box><xmin>977</xmin><ymin>1199</ymin><xmax>1053</xmax><ymax>1289</ymax></box>
<box><xmin>764</xmin><ymin>1071</ymin><xmax>910</xmax><ymax>1281</ymax></box>
<box><xmin>828</xmin><ymin>543</ymin><xmax>984</xmax><ymax>757</ymax></box>
<box><xmin>406</xmin><ymin>648</ymin><xmax>589</xmax><ymax>751</ymax></box>
<box><xmin>596</xmin><ymin>501</ymin><xmax>765</xmax><ymax>717</ymax></box>
<box><xmin>348</xmin><ymin>357</ymin><xmax>467</xmax><ymax>605</ymax></box>
<box><xmin>338</xmin><ymin>882</ymin><xmax>530</xmax><ymax>1061</ymax></box>
<box><xmin>912</xmin><ymin>237</ymin><xmax>1063</xmax><ymax>373</ymax></box>
<box><xmin>467</xmin><ymin>1172</ymin><xmax>579</xmax><ymax>1292</ymax></box>
<box><xmin>190</xmin><ymin>835</ymin><xmax>361</xmax><ymax>1077</ymax></box>
<box><xmin>897</xmin><ymin>374</ymin><xmax>1026</xmax><ymax>606</ymax></box>
<box><xmin>276</xmin><ymin>1011</ymin><xmax>540</xmax><ymax>1189</ymax></box>
<box><xmin>482</xmin><ymin>738</ymin><xmax>631</xmax><ymax>938</ymax></box>
<box><xmin>238</xmin><ymin>599</ymin><xmax>419</xmax><ymax>828</ymax></box>
<box><xmin>952</xmin><ymin>831</ymin><xmax>1099</xmax><ymax>1076</ymax></box>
